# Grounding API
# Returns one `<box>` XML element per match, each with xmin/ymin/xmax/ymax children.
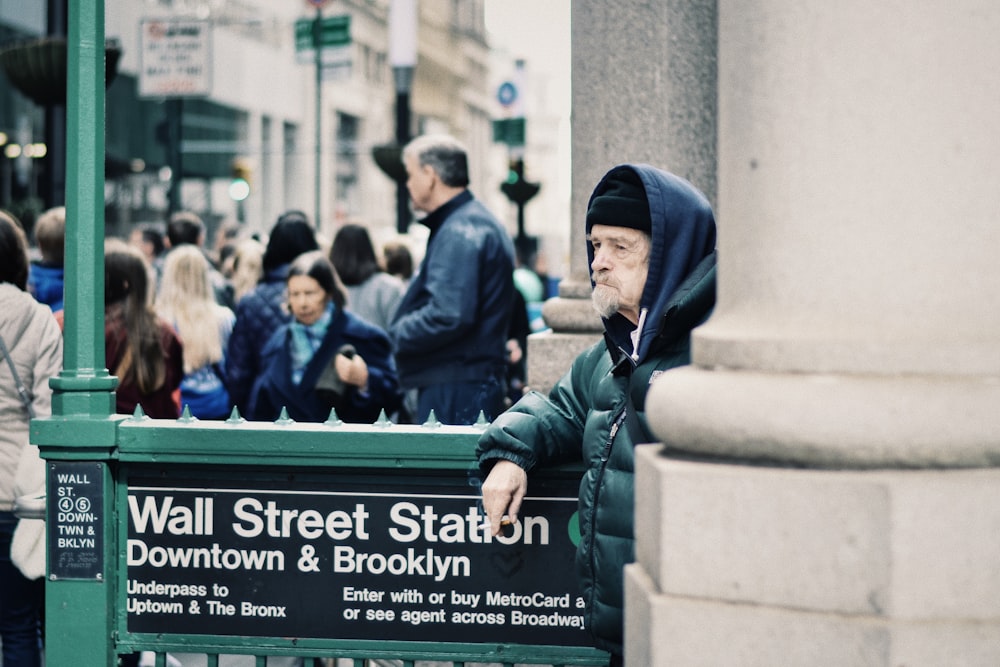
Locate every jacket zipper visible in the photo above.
<box><xmin>601</xmin><ymin>408</ymin><xmax>628</xmax><ymax>462</ymax></box>
<box><xmin>585</xmin><ymin>405</ymin><xmax>629</xmax><ymax>629</ymax></box>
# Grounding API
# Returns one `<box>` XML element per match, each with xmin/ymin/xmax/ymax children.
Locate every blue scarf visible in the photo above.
<box><xmin>289</xmin><ymin>302</ymin><xmax>334</xmax><ymax>384</ymax></box>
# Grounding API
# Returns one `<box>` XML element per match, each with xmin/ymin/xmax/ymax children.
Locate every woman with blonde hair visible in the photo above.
<box><xmin>157</xmin><ymin>245</ymin><xmax>236</xmax><ymax>419</ymax></box>
<box><xmin>104</xmin><ymin>238</ymin><xmax>184</xmax><ymax>418</ymax></box>
<box><xmin>226</xmin><ymin>236</ymin><xmax>265</xmax><ymax>304</ymax></box>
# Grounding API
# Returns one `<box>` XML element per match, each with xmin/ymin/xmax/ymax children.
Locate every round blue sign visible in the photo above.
<box><xmin>497</xmin><ymin>81</ymin><xmax>518</xmax><ymax>107</ymax></box>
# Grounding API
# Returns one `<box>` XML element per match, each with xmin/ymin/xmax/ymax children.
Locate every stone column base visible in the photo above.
<box><xmin>526</xmin><ymin>329</ymin><xmax>601</xmax><ymax>396</ymax></box>
<box><xmin>525</xmin><ymin>290</ymin><xmax>603</xmax><ymax>396</ymax></box>
<box><xmin>646</xmin><ymin>367</ymin><xmax>1000</xmax><ymax>468</ymax></box>
<box><xmin>626</xmin><ymin>570</ymin><xmax>1000</xmax><ymax>666</ymax></box>
<box><xmin>627</xmin><ymin>446</ymin><xmax>1000</xmax><ymax>666</ymax></box>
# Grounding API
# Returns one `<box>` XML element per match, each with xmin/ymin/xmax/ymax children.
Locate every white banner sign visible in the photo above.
<box><xmin>140</xmin><ymin>19</ymin><xmax>212</xmax><ymax>98</ymax></box>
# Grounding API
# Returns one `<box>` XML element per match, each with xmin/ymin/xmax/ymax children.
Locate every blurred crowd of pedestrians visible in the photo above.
<box><xmin>0</xmin><ymin>133</ymin><xmax>556</xmax><ymax>664</ymax></box>
<box><xmin>0</xmin><ymin>132</ymin><xmax>554</xmax><ymax>662</ymax></box>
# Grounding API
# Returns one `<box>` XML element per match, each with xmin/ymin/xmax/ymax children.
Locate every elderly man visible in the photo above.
<box><xmin>476</xmin><ymin>164</ymin><xmax>717</xmax><ymax>664</ymax></box>
<box><xmin>389</xmin><ymin>134</ymin><xmax>515</xmax><ymax>425</ymax></box>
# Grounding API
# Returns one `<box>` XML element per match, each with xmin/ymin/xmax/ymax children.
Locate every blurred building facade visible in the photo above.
<box><xmin>0</xmin><ymin>0</ymin><xmax>527</xmax><ymax>250</ymax></box>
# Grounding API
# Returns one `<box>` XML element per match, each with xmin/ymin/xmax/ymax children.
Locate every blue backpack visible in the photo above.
<box><xmin>179</xmin><ymin>362</ymin><xmax>231</xmax><ymax>419</ymax></box>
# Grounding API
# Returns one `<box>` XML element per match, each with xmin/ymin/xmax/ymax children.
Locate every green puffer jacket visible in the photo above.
<box><xmin>477</xmin><ymin>164</ymin><xmax>717</xmax><ymax>655</ymax></box>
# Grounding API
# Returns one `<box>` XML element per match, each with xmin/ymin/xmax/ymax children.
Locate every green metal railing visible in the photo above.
<box><xmin>31</xmin><ymin>2</ymin><xmax>607</xmax><ymax>665</ymax></box>
<box><xmin>34</xmin><ymin>410</ymin><xmax>607</xmax><ymax>666</ymax></box>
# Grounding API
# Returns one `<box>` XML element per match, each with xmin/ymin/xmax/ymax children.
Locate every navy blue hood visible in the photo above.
<box><xmin>586</xmin><ymin>164</ymin><xmax>716</xmax><ymax>364</ymax></box>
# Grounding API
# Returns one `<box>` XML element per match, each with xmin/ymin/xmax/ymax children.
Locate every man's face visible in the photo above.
<box><xmin>588</xmin><ymin>224</ymin><xmax>650</xmax><ymax>324</ymax></box>
<box><xmin>404</xmin><ymin>153</ymin><xmax>435</xmax><ymax>213</ymax></box>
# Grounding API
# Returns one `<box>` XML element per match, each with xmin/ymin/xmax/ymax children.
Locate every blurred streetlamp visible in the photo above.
<box><xmin>389</xmin><ymin>0</ymin><xmax>416</xmax><ymax>234</ymax></box>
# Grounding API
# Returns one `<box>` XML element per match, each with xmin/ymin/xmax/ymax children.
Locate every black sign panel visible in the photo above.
<box><xmin>126</xmin><ymin>468</ymin><xmax>589</xmax><ymax>647</ymax></box>
<box><xmin>49</xmin><ymin>462</ymin><xmax>104</xmax><ymax>580</ymax></box>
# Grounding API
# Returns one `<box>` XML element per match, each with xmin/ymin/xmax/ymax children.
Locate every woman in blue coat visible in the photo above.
<box><xmin>226</xmin><ymin>211</ymin><xmax>319</xmax><ymax>412</ymax></box>
<box><xmin>247</xmin><ymin>251</ymin><xmax>402</xmax><ymax>424</ymax></box>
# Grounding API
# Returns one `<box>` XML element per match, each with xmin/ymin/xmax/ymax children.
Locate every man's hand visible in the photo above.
<box><xmin>481</xmin><ymin>460</ymin><xmax>528</xmax><ymax>536</ymax></box>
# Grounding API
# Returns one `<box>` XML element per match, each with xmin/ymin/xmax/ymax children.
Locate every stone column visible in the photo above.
<box><xmin>632</xmin><ymin>1</ymin><xmax>1000</xmax><ymax>664</ymax></box>
<box><xmin>530</xmin><ymin>0</ymin><xmax>718</xmax><ymax>394</ymax></box>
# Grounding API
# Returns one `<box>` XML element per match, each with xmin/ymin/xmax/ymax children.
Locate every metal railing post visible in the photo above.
<box><xmin>33</xmin><ymin>0</ymin><xmax>121</xmax><ymax>664</ymax></box>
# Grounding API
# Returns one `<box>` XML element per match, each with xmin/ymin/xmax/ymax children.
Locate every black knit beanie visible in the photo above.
<box><xmin>586</xmin><ymin>169</ymin><xmax>651</xmax><ymax>234</ymax></box>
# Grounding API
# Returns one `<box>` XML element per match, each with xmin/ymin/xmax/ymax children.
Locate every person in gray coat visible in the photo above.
<box><xmin>329</xmin><ymin>223</ymin><xmax>405</xmax><ymax>332</ymax></box>
<box><xmin>0</xmin><ymin>210</ymin><xmax>62</xmax><ymax>666</ymax></box>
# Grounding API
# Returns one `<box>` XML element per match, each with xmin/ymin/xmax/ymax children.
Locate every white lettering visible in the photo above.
<box><xmin>232</xmin><ymin>499</ymin><xmax>369</xmax><ymax>540</ymax></box>
<box><xmin>127</xmin><ymin>539</ymin><xmax>285</xmax><ymax>571</ymax></box>
<box><xmin>333</xmin><ymin>546</ymin><xmax>470</xmax><ymax>582</ymax></box>
<box><xmin>128</xmin><ymin>496</ymin><xmax>214</xmax><ymax>536</ymax></box>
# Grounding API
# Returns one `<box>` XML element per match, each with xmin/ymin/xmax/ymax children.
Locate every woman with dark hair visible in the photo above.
<box><xmin>247</xmin><ymin>251</ymin><xmax>402</xmax><ymax>424</ymax></box>
<box><xmin>261</xmin><ymin>210</ymin><xmax>318</xmax><ymax>272</ymax></box>
<box><xmin>0</xmin><ymin>211</ymin><xmax>62</xmax><ymax>667</ymax></box>
<box><xmin>103</xmin><ymin>238</ymin><xmax>184</xmax><ymax>418</ymax></box>
<box><xmin>329</xmin><ymin>223</ymin><xmax>405</xmax><ymax>331</ymax></box>
<box><xmin>226</xmin><ymin>211</ymin><xmax>319</xmax><ymax>412</ymax></box>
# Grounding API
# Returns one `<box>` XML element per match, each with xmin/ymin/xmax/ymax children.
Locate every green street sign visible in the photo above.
<box><xmin>295</xmin><ymin>15</ymin><xmax>351</xmax><ymax>51</ymax></box>
<box><xmin>492</xmin><ymin>117</ymin><xmax>526</xmax><ymax>147</ymax></box>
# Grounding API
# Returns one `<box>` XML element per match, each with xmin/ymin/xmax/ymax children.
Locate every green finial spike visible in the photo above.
<box><xmin>324</xmin><ymin>408</ymin><xmax>343</xmax><ymax>427</ymax></box>
<box><xmin>473</xmin><ymin>410</ymin><xmax>489</xmax><ymax>429</ymax></box>
<box><xmin>275</xmin><ymin>407</ymin><xmax>295</xmax><ymax>425</ymax></box>
<box><xmin>131</xmin><ymin>405</ymin><xmax>148</xmax><ymax>421</ymax></box>
<box><xmin>374</xmin><ymin>409</ymin><xmax>392</xmax><ymax>428</ymax></box>
<box><xmin>226</xmin><ymin>406</ymin><xmax>245</xmax><ymax>424</ymax></box>
<box><xmin>422</xmin><ymin>409</ymin><xmax>442</xmax><ymax>428</ymax></box>
<box><xmin>178</xmin><ymin>404</ymin><xmax>197</xmax><ymax>423</ymax></box>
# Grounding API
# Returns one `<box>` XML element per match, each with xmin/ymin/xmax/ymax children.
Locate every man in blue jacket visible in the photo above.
<box><xmin>477</xmin><ymin>165</ymin><xmax>717</xmax><ymax>664</ymax></box>
<box><xmin>390</xmin><ymin>134</ymin><xmax>515</xmax><ymax>425</ymax></box>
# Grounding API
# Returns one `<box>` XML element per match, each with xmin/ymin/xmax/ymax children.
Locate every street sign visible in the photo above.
<box><xmin>493</xmin><ymin>117</ymin><xmax>526</xmax><ymax>147</ymax></box>
<box><xmin>126</xmin><ymin>469</ymin><xmax>593</xmax><ymax>648</ymax></box>
<box><xmin>295</xmin><ymin>15</ymin><xmax>351</xmax><ymax>51</ymax></box>
<box><xmin>294</xmin><ymin>15</ymin><xmax>352</xmax><ymax>69</ymax></box>
<box><xmin>139</xmin><ymin>19</ymin><xmax>211</xmax><ymax>97</ymax></box>
<box><xmin>49</xmin><ymin>463</ymin><xmax>104</xmax><ymax>580</ymax></box>
<box><xmin>497</xmin><ymin>81</ymin><xmax>518</xmax><ymax>108</ymax></box>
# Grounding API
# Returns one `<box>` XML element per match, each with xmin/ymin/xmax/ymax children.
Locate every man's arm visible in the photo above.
<box><xmin>476</xmin><ymin>342</ymin><xmax>607</xmax><ymax>532</ymax></box>
<box><xmin>390</xmin><ymin>225</ymin><xmax>483</xmax><ymax>354</ymax></box>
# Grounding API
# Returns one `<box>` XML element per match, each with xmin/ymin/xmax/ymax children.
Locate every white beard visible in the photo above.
<box><xmin>591</xmin><ymin>284</ymin><xmax>620</xmax><ymax>319</ymax></box>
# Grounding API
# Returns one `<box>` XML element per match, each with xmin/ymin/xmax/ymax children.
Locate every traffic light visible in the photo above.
<box><xmin>505</xmin><ymin>157</ymin><xmax>523</xmax><ymax>184</ymax></box>
<box><xmin>229</xmin><ymin>158</ymin><xmax>252</xmax><ymax>201</ymax></box>
<box><xmin>501</xmin><ymin>157</ymin><xmax>539</xmax><ymax>206</ymax></box>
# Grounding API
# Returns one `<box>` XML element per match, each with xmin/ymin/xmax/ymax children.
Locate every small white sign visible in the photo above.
<box><xmin>295</xmin><ymin>45</ymin><xmax>352</xmax><ymax>69</ymax></box>
<box><xmin>139</xmin><ymin>19</ymin><xmax>212</xmax><ymax>98</ymax></box>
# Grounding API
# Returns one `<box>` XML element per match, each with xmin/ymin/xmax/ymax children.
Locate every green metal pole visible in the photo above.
<box><xmin>55</xmin><ymin>0</ymin><xmax>117</xmax><ymax>406</ymax></box>
<box><xmin>314</xmin><ymin>7</ymin><xmax>322</xmax><ymax>231</ymax></box>
<box><xmin>37</xmin><ymin>0</ymin><xmax>119</xmax><ymax>664</ymax></box>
